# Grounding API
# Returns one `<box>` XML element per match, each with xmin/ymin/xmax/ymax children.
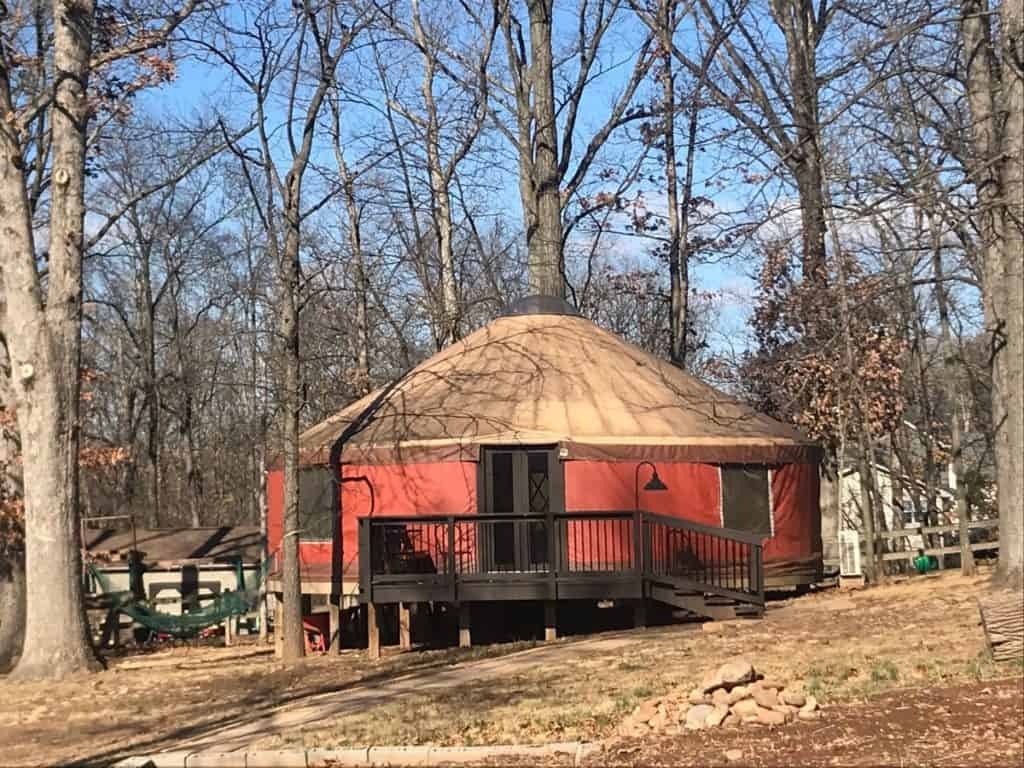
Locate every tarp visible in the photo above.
<box><xmin>296</xmin><ymin>313</ymin><xmax>820</xmax><ymax>466</ymax></box>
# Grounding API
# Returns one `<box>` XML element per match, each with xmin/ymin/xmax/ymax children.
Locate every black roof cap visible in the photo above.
<box><xmin>504</xmin><ymin>294</ymin><xmax>580</xmax><ymax>317</ymax></box>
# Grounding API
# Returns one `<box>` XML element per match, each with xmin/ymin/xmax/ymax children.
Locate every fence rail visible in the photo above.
<box><xmin>358</xmin><ymin>510</ymin><xmax>765</xmax><ymax>607</ymax></box>
<box><xmin>855</xmin><ymin>518</ymin><xmax>999</xmax><ymax>570</ymax></box>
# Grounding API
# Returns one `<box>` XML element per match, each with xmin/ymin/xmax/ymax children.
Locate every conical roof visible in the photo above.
<box><xmin>300</xmin><ymin>310</ymin><xmax>819</xmax><ymax>465</ymax></box>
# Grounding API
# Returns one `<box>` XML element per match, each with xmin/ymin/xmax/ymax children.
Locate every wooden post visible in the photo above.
<box><xmin>224</xmin><ymin>615</ymin><xmax>233</xmax><ymax>647</ymax></box>
<box><xmin>368</xmin><ymin>603</ymin><xmax>381</xmax><ymax>660</ymax></box>
<box><xmin>633</xmin><ymin>599</ymin><xmax>647</xmax><ymax>629</ymax></box>
<box><xmin>458</xmin><ymin>602</ymin><xmax>471</xmax><ymax>648</ymax></box>
<box><xmin>399</xmin><ymin>602</ymin><xmax>412</xmax><ymax>650</ymax></box>
<box><xmin>544</xmin><ymin>600</ymin><xmax>557</xmax><ymax>642</ymax></box>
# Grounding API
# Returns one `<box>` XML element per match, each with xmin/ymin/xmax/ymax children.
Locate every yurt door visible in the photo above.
<box><xmin>480</xmin><ymin>447</ymin><xmax>563</xmax><ymax>572</ymax></box>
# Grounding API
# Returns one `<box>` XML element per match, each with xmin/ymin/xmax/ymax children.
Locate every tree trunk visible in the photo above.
<box><xmin>258</xmin><ymin>450</ymin><xmax>269</xmax><ymax>643</ymax></box>
<box><xmin>278</xmin><ymin>216</ymin><xmax>305</xmax><ymax>661</ymax></box>
<box><xmin>960</xmin><ymin>0</ymin><xmax>1024</xmax><ymax>588</ymax></box>
<box><xmin>659</xmin><ymin>9</ymin><xmax>683</xmax><ymax>367</ymax></box>
<box><xmin>930</xmin><ymin>216</ymin><xmax>975</xmax><ymax>575</ymax></box>
<box><xmin>0</xmin><ymin>558</ymin><xmax>25</xmax><ymax>672</ymax></box>
<box><xmin>978</xmin><ymin>592</ymin><xmax>1024</xmax><ymax>662</ymax></box>
<box><xmin>3</xmin><ymin>0</ymin><xmax>101</xmax><ymax>679</ymax></box>
<box><xmin>135</xmin><ymin>238</ymin><xmax>161</xmax><ymax>528</ymax></box>
<box><xmin>771</xmin><ymin>0</ymin><xmax>827</xmax><ymax>283</ymax></box>
<box><xmin>525</xmin><ymin>0</ymin><xmax>563</xmax><ymax>297</ymax></box>
<box><xmin>413</xmin><ymin>0</ymin><xmax>460</xmax><ymax>346</ymax></box>
<box><xmin>858</xmin><ymin>443</ymin><xmax>877</xmax><ymax>582</ymax></box>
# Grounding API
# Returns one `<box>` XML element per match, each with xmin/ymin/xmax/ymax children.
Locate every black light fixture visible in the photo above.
<box><xmin>634</xmin><ymin>461</ymin><xmax>670</xmax><ymax>512</ymax></box>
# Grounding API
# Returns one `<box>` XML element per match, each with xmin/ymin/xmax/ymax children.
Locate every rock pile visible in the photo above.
<box><xmin>619</xmin><ymin>657</ymin><xmax>821</xmax><ymax>737</ymax></box>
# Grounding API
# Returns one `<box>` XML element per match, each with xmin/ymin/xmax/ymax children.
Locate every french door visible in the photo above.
<box><xmin>479</xmin><ymin>447</ymin><xmax>563</xmax><ymax>572</ymax></box>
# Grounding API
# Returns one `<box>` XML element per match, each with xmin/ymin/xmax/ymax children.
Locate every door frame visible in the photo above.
<box><xmin>476</xmin><ymin>445</ymin><xmax>565</xmax><ymax>572</ymax></box>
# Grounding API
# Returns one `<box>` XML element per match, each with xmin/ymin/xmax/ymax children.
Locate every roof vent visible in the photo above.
<box><xmin>504</xmin><ymin>294</ymin><xmax>580</xmax><ymax>317</ymax></box>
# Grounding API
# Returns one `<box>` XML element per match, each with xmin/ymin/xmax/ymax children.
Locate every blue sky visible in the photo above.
<box><xmin>136</xmin><ymin>3</ymin><xmax>761</xmax><ymax>353</ymax></box>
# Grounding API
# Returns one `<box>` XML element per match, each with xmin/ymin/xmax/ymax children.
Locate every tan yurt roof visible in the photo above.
<box><xmin>300</xmin><ymin>303</ymin><xmax>819</xmax><ymax>465</ymax></box>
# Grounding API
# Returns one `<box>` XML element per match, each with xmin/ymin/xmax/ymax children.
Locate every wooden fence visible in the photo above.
<box><xmin>860</xmin><ymin>518</ymin><xmax>999</xmax><ymax>570</ymax></box>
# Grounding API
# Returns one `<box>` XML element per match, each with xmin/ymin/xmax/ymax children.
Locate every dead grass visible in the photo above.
<box><xmin>1</xmin><ymin>571</ymin><xmax>1020</xmax><ymax>765</ymax></box>
<box><xmin>253</xmin><ymin>572</ymin><xmax>1020</xmax><ymax>751</ymax></box>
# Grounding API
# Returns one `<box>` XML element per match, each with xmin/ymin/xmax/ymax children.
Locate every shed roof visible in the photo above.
<box><xmin>85</xmin><ymin>525</ymin><xmax>262</xmax><ymax>567</ymax></box>
<box><xmin>300</xmin><ymin>311</ymin><xmax>819</xmax><ymax>465</ymax></box>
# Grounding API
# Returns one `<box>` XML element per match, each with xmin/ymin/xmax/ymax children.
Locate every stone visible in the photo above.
<box><xmin>246</xmin><ymin>752</ymin><xmax>307</xmax><ymax>768</ymax></box>
<box><xmin>711</xmin><ymin>688</ymin><xmax>731</xmax><ymax>707</ymax></box>
<box><xmin>636</xmin><ymin>701</ymin><xmax>658</xmax><ymax>722</ymax></box>
<box><xmin>703</xmin><ymin>622</ymin><xmax>725</xmax><ymax>634</ymax></box>
<box><xmin>725</xmin><ymin>749</ymin><xmax>744</xmax><ymax>763</ymax></box>
<box><xmin>731</xmin><ymin>698</ymin><xmax>759</xmax><ymax>718</ymax></box>
<box><xmin>185</xmin><ymin>753</ymin><xmax>241</xmax><ymax>768</ymax></box>
<box><xmin>722</xmin><ymin>713</ymin><xmax>739</xmax><ymax>728</ymax></box>
<box><xmin>367</xmin><ymin>746</ymin><xmax>435</xmax><ymax>766</ymax></box>
<box><xmin>685</xmin><ymin>704</ymin><xmax>715</xmax><ymax>730</ymax></box>
<box><xmin>755</xmin><ymin>707</ymin><xmax>787</xmax><ymax>726</ymax></box>
<box><xmin>705</xmin><ymin>705</ymin><xmax>730</xmax><ymax>728</ymax></box>
<box><xmin>750</xmin><ymin>686</ymin><xmax>779</xmax><ymax>708</ymax></box>
<box><xmin>689</xmin><ymin>688</ymin><xmax>710</xmax><ymax>705</ymax></box>
<box><xmin>798</xmin><ymin>709</ymin><xmax>822</xmax><ymax>721</ymax></box>
<box><xmin>718</xmin><ymin>657</ymin><xmax>756</xmax><ymax>688</ymax></box>
<box><xmin>703</xmin><ymin>658</ymin><xmax>756</xmax><ymax>693</ymax></box>
<box><xmin>773</xmin><ymin>704</ymin><xmax>798</xmax><ymax>722</ymax></box>
<box><xmin>801</xmin><ymin>695</ymin><xmax>818</xmax><ymax>713</ymax></box>
<box><xmin>781</xmin><ymin>688</ymin><xmax>806</xmax><ymax>708</ymax></box>
<box><xmin>649</xmin><ymin>711</ymin><xmax>669</xmax><ymax>730</ymax></box>
<box><xmin>726</xmin><ymin>685</ymin><xmax>750</xmax><ymax>705</ymax></box>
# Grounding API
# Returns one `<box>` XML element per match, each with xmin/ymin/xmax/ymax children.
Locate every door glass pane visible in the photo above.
<box><xmin>491</xmin><ymin>453</ymin><xmax>514</xmax><ymax>514</ymax></box>
<box><xmin>527</xmin><ymin>452</ymin><xmax>549</xmax><ymax>566</ymax></box>
<box><xmin>527</xmin><ymin>452</ymin><xmax>550</xmax><ymax>515</ymax></box>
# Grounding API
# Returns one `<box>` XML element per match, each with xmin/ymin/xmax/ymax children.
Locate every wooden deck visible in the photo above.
<box><xmin>358</xmin><ymin>510</ymin><xmax>766</xmax><ymax>613</ymax></box>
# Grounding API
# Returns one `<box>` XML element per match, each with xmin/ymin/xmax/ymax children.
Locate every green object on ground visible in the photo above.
<box><xmin>913</xmin><ymin>553</ymin><xmax>937</xmax><ymax>575</ymax></box>
<box><xmin>88</xmin><ymin>557</ymin><xmax>268</xmax><ymax>638</ymax></box>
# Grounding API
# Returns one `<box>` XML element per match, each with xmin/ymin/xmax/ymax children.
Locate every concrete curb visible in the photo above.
<box><xmin>113</xmin><ymin>741</ymin><xmax>602</xmax><ymax>768</ymax></box>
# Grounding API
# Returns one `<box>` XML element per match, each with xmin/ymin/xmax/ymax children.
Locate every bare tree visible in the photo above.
<box><xmin>0</xmin><ymin>0</ymin><xmax>199</xmax><ymax>680</ymax></box>
<box><xmin>497</xmin><ymin>0</ymin><xmax>653</xmax><ymax>296</ymax></box>
<box><xmin>194</xmin><ymin>0</ymin><xmax>370</xmax><ymax>659</ymax></box>
<box><xmin>959</xmin><ymin>0</ymin><xmax>1023</xmax><ymax>587</ymax></box>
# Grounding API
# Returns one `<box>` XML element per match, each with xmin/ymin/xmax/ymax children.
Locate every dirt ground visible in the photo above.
<box><xmin>0</xmin><ymin>571</ymin><xmax>1021</xmax><ymax>766</ymax></box>
<box><xmin>597</xmin><ymin>677</ymin><xmax>1024</xmax><ymax>767</ymax></box>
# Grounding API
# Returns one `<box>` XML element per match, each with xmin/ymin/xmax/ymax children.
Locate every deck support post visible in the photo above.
<box><xmin>458</xmin><ymin>603</ymin><xmax>471</xmax><ymax>648</ymax></box>
<box><xmin>399</xmin><ymin>602</ymin><xmax>412</xmax><ymax>650</ymax></box>
<box><xmin>633</xmin><ymin>598</ymin><xmax>647</xmax><ymax>629</ymax></box>
<box><xmin>544</xmin><ymin>600</ymin><xmax>557</xmax><ymax>642</ymax></box>
<box><xmin>224</xmin><ymin>615</ymin><xmax>233</xmax><ymax>647</ymax></box>
<box><xmin>368</xmin><ymin>602</ymin><xmax>381</xmax><ymax>660</ymax></box>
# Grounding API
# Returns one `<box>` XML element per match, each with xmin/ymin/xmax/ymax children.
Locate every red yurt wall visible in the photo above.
<box><xmin>268</xmin><ymin>458</ymin><xmax>821</xmax><ymax>584</ymax></box>
<box><xmin>564</xmin><ymin>460</ymin><xmax>820</xmax><ymax>576</ymax></box>
<box><xmin>267</xmin><ymin>462</ymin><xmax>476</xmax><ymax>580</ymax></box>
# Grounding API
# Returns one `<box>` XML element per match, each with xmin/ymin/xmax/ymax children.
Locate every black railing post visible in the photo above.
<box><xmin>750</xmin><ymin>542</ymin><xmax>764</xmax><ymax>605</ymax></box>
<box><xmin>633</xmin><ymin>510</ymin><xmax>644</xmax><ymax>577</ymax></box>
<box><xmin>447</xmin><ymin>516</ymin><xmax>457</xmax><ymax>603</ymax></box>
<box><xmin>359</xmin><ymin>518</ymin><xmax>372</xmax><ymax>603</ymax></box>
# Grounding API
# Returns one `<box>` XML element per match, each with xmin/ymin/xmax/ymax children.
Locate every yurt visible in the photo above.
<box><xmin>267</xmin><ymin>296</ymin><xmax>823</xmax><ymax>626</ymax></box>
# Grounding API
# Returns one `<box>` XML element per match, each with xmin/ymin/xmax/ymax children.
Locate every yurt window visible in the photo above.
<box><xmin>298</xmin><ymin>467</ymin><xmax>334</xmax><ymax>541</ymax></box>
<box><xmin>720</xmin><ymin>466</ymin><xmax>772</xmax><ymax>536</ymax></box>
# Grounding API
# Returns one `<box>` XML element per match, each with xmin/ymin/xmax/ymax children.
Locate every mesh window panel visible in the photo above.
<box><xmin>721</xmin><ymin>466</ymin><xmax>771</xmax><ymax>535</ymax></box>
<box><xmin>299</xmin><ymin>467</ymin><xmax>335</xmax><ymax>541</ymax></box>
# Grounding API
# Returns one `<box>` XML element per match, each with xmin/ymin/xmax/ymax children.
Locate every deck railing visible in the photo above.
<box><xmin>358</xmin><ymin>510</ymin><xmax>764</xmax><ymax>607</ymax></box>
